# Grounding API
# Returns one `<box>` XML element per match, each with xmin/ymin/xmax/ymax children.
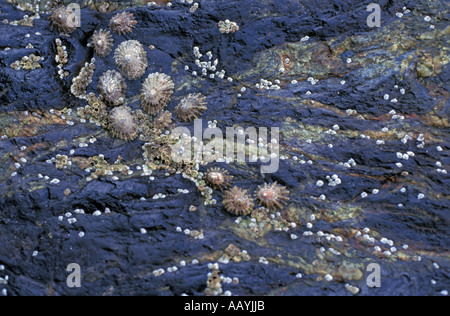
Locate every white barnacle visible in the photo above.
<box><xmin>152</xmin><ymin>268</ymin><xmax>165</xmax><ymax>277</ymax></box>
<box><xmin>259</xmin><ymin>257</ymin><xmax>269</xmax><ymax>265</ymax></box>
<box><xmin>68</xmin><ymin>218</ymin><xmax>77</xmax><ymax>224</ymax></box>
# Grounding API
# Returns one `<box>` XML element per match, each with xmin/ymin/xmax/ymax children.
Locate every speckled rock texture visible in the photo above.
<box><xmin>0</xmin><ymin>0</ymin><xmax>449</xmax><ymax>296</ymax></box>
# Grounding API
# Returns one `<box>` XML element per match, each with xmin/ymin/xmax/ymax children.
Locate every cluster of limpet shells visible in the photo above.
<box><xmin>205</xmin><ymin>168</ymin><xmax>290</xmax><ymax>215</ymax></box>
<box><xmin>51</xmin><ymin>6</ymin><xmax>288</xmax><ymax>220</ymax></box>
<box><xmin>59</xmin><ymin>8</ymin><xmax>208</xmax><ymax>143</ymax></box>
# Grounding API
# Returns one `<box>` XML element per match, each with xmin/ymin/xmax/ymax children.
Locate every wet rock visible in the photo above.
<box><xmin>0</xmin><ymin>0</ymin><xmax>449</xmax><ymax>296</ymax></box>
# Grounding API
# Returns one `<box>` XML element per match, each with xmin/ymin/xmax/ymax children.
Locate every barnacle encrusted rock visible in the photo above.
<box><xmin>153</xmin><ymin>110</ymin><xmax>173</xmax><ymax>131</ymax></box>
<box><xmin>174</xmin><ymin>93</ymin><xmax>207</xmax><ymax>122</ymax></box>
<box><xmin>204</xmin><ymin>268</ymin><xmax>222</xmax><ymax>296</ymax></box>
<box><xmin>222</xmin><ymin>186</ymin><xmax>254</xmax><ymax>216</ymax></box>
<box><xmin>140</xmin><ymin>72</ymin><xmax>175</xmax><ymax>115</ymax></box>
<box><xmin>10</xmin><ymin>54</ymin><xmax>43</xmax><ymax>70</ymax></box>
<box><xmin>108</xmin><ymin>106</ymin><xmax>138</xmax><ymax>141</ymax></box>
<box><xmin>98</xmin><ymin>70</ymin><xmax>127</xmax><ymax>107</ymax></box>
<box><xmin>80</xmin><ymin>93</ymin><xmax>108</xmax><ymax>126</ymax></box>
<box><xmin>85</xmin><ymin>155</ymin><xmax>131</xmax><ymax>180</ymax></box>
<box><xmin>48</xmin><ymin>5</ymin><xmax>78</xmax><ymax>34</ymax></box>
<box><xmin>71</xmin><ymin>58</ymin><xmax>96</xmax><ymax>99</ymax></box>
<box><xmin>224</xmin><ymin>244</ymin><xmax>250</xmax><ymax>262</ymax></box>
<box><xmin>205</xmin><ymin>167</ymin><xmax>233</xmax><ymax>191</ymax></box>
<box><xmin>255</xmin><ymin>182</ymin><xmax>290</xmax><ymax>210</ymax></box>
<box><xmin>109</xmin><ymin>11</ymin><xmax>137</xmax><ymax>35</ymax></box>
<box><xmin>142</xmin><ymin>134</ymin><xmax>178</xmax><ymax>172</ymax></box>
<box><xmin>218</xmin><ymin>20</ymin><xmax>239</xmax><ymax>34</ymax></box>
<box><xmin>55</xmin><ymin>155</ymin><xmax>69</xmax><ymax>170</ymax></box>
<box><xmin>55</xmin><ymin>38</ymin><xmax>68</xmax><ymax>65</ymax></box>
<box><xmin>90</xmin><ymin>29</ymin><xmax>114</xmax><ymax>57</ymax></box>
<box><xmin>114</xmin><ymin>40</ymin><xmax>148</xmax><ymax>80</ymax></box>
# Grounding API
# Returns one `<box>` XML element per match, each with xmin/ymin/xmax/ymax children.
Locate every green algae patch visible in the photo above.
<box><xmin>321</xmin><ymin>203</ymin><xmax>362</xmax><ymax>223</ymax></box>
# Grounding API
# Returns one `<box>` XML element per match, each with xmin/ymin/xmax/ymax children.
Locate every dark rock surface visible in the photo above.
<box><xmin>0</xmin><ymin>0</ymin><xmax>449</xmax><ymax>296</ymax></box>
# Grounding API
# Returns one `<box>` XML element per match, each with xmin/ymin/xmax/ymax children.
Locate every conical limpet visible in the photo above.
<box><xmin>108</xmin><ymin>106</ymin><xmax>138</xmax><ymax>141</ymax></box>
<box><xmin>153</xmin><ymin>110</ymin><xmax>173</xmax><ymax>131</ymax></box>
<box><xmin>140</xmin><ymin>72</ymin><xmax>174</xmax><ymax>115</ymax></box>
<box><xmin>90</xmin><ymin>29</ymin><xmax>114</xmax><ymax>57</ymax></box>
<box><xmin>174</xmin><ymin>93</ymin><xmax>207</xmax><ymax>122</ymax></box>
<box><xmin>98</xmin><ymin>70</ymin><xmax>127</xmax><ymax>107</ymax></box>
<box><xmin>255</xmin><ymin>182</ymin><xmax>290</xmax><ymax>210</ymax></box>
<box><xmin>114</xmin><ymin>40</ymin><xmax>147</xmax><ymax>80</ymax></box>
<box><xmin>49</xmin><ymin>5</ymin><xmax>78</xmax><ymax>34</ymax></box>
<box><xmin>205</xmin><ymin>167</ymin><xmax>233</xmax><ymax>191</ymax></box>
<box><xmin>110</xmin><ymin>11</ymin><xmax>137</xmax><ymax>35</ymax></box>
<box><xmin>222</xmin><ymin>186</ymin><xmax>254</xmax><ymax>216</ymax></box>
